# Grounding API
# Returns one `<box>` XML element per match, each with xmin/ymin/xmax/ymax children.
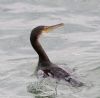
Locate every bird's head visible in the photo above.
<box><xmin>33</xmin><ymin>23</ymin><xmax>64</xmax><ymax>34</ymax></box>
<box><xmin>31</xmin><ymin>23</ymin><xmax>64</xmax><ymax>40</ymax></box>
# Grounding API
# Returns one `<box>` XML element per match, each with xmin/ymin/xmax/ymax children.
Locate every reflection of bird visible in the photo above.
<box><xmin>30</xmin><ymin>23</ymin><xmax>84</xmax><ymax>87</ymax></box>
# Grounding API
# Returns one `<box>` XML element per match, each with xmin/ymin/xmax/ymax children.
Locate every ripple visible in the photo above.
<box><xmin>0</xmin><ymin>2</ymin><xmax>66</xmax><ymax>13</ymax></box>
<box><xmin>0</xmin><ymin>0</ymin><xmax>100</xmax><ymax>98</ymax></box>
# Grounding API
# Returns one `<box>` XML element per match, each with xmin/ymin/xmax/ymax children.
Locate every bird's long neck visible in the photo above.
<box><xmin>30</xmin><ymin>31</ymin><xmax>50</xmax><ymax>62</ymax></box>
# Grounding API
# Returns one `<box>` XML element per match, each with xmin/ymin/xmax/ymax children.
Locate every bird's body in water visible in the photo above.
<box><xmin>30</xmin><ymin>23</ymin><xmax>84</xmax><ymax>87</ymax></box>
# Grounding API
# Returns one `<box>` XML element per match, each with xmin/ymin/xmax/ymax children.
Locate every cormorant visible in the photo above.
<box><xmin>30</xmin><ymin>23</ymin><xmax>84</xmax><ymax>87</ymax></box>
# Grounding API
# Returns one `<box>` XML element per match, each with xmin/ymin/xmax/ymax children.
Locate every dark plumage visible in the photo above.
<box><xmin>30</xmin><ymin>23</ymin><xmax>84</xmax><ymax>87</ymax></box>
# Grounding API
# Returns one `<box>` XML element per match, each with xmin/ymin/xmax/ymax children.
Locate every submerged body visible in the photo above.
<box><xmin>30</xmin><ymin>23</ymin><xmax>84</xmax><ymax>87</ymax></box>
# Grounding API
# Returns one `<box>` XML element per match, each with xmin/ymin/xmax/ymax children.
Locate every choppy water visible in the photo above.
<box><xmin>0</xmin><ymin>0</ymin><xmax>100</xmax><ymax>98</ymax></box>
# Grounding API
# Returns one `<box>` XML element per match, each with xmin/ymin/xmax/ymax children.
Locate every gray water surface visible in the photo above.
<box><xmin>0</xmin><ymin>0</ymin><xmax>100</xmax><ymax>98</ymax></box>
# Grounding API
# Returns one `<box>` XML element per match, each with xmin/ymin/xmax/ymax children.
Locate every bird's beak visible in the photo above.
<box><xmin>43</xmin><ymin>23</ymin><xmax>64</xmax><ymax>33</ymax></box>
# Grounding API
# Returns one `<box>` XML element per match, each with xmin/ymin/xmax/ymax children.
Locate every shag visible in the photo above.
<box><xmin>30</xmin><ymin>23</ymin><xmax>84</xmax><ymax>87</ymax></box>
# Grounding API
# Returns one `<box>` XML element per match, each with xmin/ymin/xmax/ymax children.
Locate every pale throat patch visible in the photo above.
<box><xmin>42</xmin><ymin>31</ymin><xmax>48</xmax><ymax>37</ymax></box>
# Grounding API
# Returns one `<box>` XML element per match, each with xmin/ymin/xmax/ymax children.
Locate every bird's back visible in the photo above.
<box><xmin>47</xmin><ymin>65</ymin><xmax>84</xmax><ymax>87</ymax></box>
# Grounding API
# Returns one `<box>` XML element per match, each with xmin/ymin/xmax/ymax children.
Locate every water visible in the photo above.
<box><xmin>0</xmin><ymin>0</ymin><xmax>100</xmax><ymax>98</ymax></box>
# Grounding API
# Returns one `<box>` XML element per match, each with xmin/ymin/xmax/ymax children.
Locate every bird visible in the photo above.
<box><xmin>30</xmin><ymin>23</ymin><xmax>84</xmax><ymax>87</ymax></box>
